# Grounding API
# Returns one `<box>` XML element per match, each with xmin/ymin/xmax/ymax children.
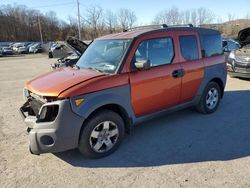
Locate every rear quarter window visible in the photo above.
<box><xmin>202</xmin><ymin>34</ymin><xmax>223</xmax><ymax>57</ymax></box>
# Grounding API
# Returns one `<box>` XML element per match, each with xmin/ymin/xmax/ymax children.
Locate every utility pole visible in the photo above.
<box><xmin>77</xmin><ymin>0</ymin><xmax>81</xmax><ymax>40</ymax></box>
<box><xmin>38</xmin><ymin>16</ymin><xmax>43</xmax><ymax>44</ymax></box>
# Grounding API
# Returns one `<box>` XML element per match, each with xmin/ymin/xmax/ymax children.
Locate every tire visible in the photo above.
<box><xmin>48</xmin><ymin>52</ymin><xmax>53</xmax><ymax>58</ymax></box>
<box><xmin>78</xmin><ymin>109</ymin><xmax>125</xmax><ymax>158</ymax></box>
<box><xmin>196</xmin><ymin>82</ymin><xmax>221</xmax><ymax>114</ymax></box>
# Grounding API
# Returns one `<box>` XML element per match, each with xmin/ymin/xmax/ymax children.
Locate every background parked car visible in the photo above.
<box><xmin>17</xmin><ymin>45</ymin><xmax>27</xmax><ymax>54</ymax></box>
<box><xmin>48</xmin><ymin>42</ymin><xmax>61</xmax><ymax>58</ymax></box>
<box><xmin>227</xmin><ymin>27</ymin><xmax>250</xmax><ymax>78</ymax></box>
<box><xmin>48</xmin><ymin>42</ymin><xmax>72</xmax><ymax>59</ymax></box>
<box><xmin>1</xmin><ymin>47</ymin><xmax>13</xmax><ymax>55</ymax></box>
<box><xmin>24</xmin><ymin>43</ymin><xmax>34</xmax><ymax>53</ymax></box>
<box><xmin>51</xmin><ymin>37</ymin><xmax>90</xmax><ymax>69</ymax></box>
<box><xmin>12</xmin><ymin>43</ymin><xmax>24</xmax><ymax>53</ymax></box>
<box><xmin>223</xmin><ymin>38</ymin><xmax>241</xmax><ymax>61</ymax></box>
<box><xmin>223</xmin><ymin>39</ymin><xmax>241</xmax><ymax>52</ymax></box>
<box><xmin>29</xmin><ymin>43</ymin><xmax>42</xmax><ymax>53</ymax></box>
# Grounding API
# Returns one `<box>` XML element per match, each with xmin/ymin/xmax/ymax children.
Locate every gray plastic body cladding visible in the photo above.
<box><xmin>193</xmin><ymin>63</ymin><xmax>227</xmax><ymax>104</ymax></box>
<box><xmin>29</xmin><ymin>99</ymin><xmax>83</xmax><ymax>154</ymax></box>
<box><xmin>70</xmin><ymin>84</ymin><xmax>135</xmax><ymax>120</ymax></box>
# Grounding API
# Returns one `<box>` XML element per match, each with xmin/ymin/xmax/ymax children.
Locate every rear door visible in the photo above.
<box><xmin>128</xmin><ymin>33</ymin><xmax>182</xmax><ymax>117</ymax></box>
<box><xmin>177</xmin><ymin>32</ymin><xmax>205</xmax><ymax>102</ymax></box>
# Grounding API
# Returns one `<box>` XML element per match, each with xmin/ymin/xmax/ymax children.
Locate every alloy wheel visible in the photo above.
<box><xmin>89</xmin><ymin>121</ymin><xmax>119</xmax><ymax>153</ymax></box>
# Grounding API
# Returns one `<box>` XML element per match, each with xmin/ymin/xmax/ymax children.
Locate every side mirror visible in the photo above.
<box><xmin>134</xmin><ymin>59</ymin><xmax>150</xmax><ymax>70</ymax></box>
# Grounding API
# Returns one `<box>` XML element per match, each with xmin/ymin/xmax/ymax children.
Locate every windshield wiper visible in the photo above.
<box><xmin>73</xmin><ymin>64</ymin><xmax>80</xmax><ymax>69</ymax></box>
<box><xmin>87</xmin><ymin>67</ymin><xmax>103</xmax><ymax>73</ymax></box>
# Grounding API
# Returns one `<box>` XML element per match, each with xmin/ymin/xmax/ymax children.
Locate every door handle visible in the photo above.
<box><xmin>172</xmin><ymin>69</ymin><xmax>185</xmax><ymax>78</ymax></box>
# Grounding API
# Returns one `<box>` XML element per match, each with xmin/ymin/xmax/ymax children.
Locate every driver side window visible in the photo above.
<box><xmin>134</xmin><ymin>37</ymin><xmax>174</xmax><ymax>68</ymax></box>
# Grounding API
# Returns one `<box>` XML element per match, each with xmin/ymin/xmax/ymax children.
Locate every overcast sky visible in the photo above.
<box><xmin>1</xmin><ymin>0</ymin><xmax>250</xmax><ymax>24</ymax></box>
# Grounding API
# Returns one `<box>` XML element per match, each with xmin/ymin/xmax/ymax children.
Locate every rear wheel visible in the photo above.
<box><xmin>78</xmin><ymin>109</ymin><xmax>125</xmax><ymax>158</ymax></box>
<box><xmin>196</xmin><ymin>82</ymin><xmax>221</xmax><ymax>114</ymax></box>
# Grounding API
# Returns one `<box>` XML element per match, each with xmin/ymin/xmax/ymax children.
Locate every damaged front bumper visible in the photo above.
<box><xmin>227</xmin><ymin>58</ymin><xmax>250</xmax><ymax>78</ymax></box>
<box><xmin>20</xmin><ymin>99</ymin><xmax>84</xmax><ymax>155</ymax></box>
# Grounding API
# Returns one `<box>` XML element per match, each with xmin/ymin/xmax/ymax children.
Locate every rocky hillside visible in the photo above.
<box><xmin>201</xmin><ymin>19</ymin><xmax>250</xmax><ymax>39</ymax></box>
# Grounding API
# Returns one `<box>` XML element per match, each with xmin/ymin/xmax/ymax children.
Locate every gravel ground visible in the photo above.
<box><xmin>0</xmin><ymin>54</ymin><xmax>250</xmax><ymax>188</ymax></box>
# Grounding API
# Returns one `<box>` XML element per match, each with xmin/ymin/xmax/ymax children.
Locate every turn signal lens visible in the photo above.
<box><xmin>75</xmin><ymin>98</ymin><xmax>84</xmax><ymax>106</ymax></box>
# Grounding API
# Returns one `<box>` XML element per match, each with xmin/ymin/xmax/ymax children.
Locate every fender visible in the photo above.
<box><xmin>70</xmin><ymin>85</ymin><xmax>135</xmax><ymax>121</ymax></box>
<box><xmin>193</xmin><ymin>63</ymin><xmax>227</xmax><ymax>104</ymax></box>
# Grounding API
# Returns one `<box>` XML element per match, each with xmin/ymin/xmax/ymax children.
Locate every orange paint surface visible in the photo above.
<box><xmin>58</xmin><ymin>73</ymin><xmax>129</xmax><ymax>98</ymax></box>
<box><xmin>25</xmin><ymin>67</ymin><xmax>105</xmax><ymax>97</ymax></box>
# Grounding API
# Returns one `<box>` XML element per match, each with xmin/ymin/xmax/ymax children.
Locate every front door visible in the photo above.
<box><xmin>128</xmin><ymin>34</ymin><xmax>182</xmax><ymax>117</ymax></box>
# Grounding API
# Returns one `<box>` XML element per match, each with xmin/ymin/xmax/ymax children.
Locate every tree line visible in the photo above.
<box><xmin>0</xmin><ymin>4</ymin><xmax>138</xmax><ymax>42</ymax></box>
<box><xmin>0</xmin><ymin>4</ymin><xmax>249</xmax><ymax>42</ymax></box>
<box><xmin>152</xmin><ymin>7</ymin><xmax>214</xmax><ymax>26</ymax></box>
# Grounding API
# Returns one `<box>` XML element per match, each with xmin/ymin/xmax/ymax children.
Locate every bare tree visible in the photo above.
<box><xmin>183</xmin><ymin>10</ymin><xmax>191</xmax><ymax>24</ymax></box>
<box><xmin>228</xmin><ymin>13</ymin><xmax>235</xmax><ymax>22</ymax></box>
<box><xmin>245</xmin><ymin>13</ymin><xmax>250</xmax><ymax>19</ymax></box>
<box><xmin>197</xmin><ymin>8</ymin><xmax>214</xmax><ymax>26</ymax></box>
<box><xmin>168</xmin><ymin>7</ymin><xmax>180</xmax><ymax>25</ymax></box>
<box><xmin>153</xmin><ymin>7</ymin><xmax>214</xmax><ymax>27</ymax></box>
<box><xmin>152</xmin><ymin>10</ymin><xmax>167</xmax><ymax>24</ymax></box>
<box><xmin>191</xmin><ymin>9</ymin><xmax>197</xmax><ymax>26</ymax></box>
<box><xmin>217</xmin><ymin>17</ymin><xmax>223</xmax><ymax>24</ymax></box>
<box><xmin>153</xmin><ymin>7</ymin><xmax>181</xmax><ymax>25</ymax></box>
<box><xmin>117</xmin><ymin>8</ymin><xmax>137</xmax><ymax>30</ymax></box>
<box><xmin>105</xmin><ymin>10</ymin><xmax>117</xmax><ymax>33</ymax></box>
<box><xmin>84</xmin><ymin>6</ymin><xmax>104</xmax><ymax>38</ymax></box>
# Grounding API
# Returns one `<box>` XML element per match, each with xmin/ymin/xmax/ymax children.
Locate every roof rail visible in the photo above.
<box><xmin>123</xmin><ymin>23</ymin><xmax>194</xmax><ymax>32</ymax></box>
<box><xmin>123</xmin><ymin>24</ymin><xmax>168</xmax><ymax>32</ymax></box>
<box><xmin>168</xmin><ymin>24</ymin><xmax>194</xmax><ymax>27</ymax></box>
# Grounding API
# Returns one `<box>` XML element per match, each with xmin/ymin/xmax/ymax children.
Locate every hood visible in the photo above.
<box><xmin>238</xmin><ymin>27</ymin><xmax>250</xmax><ymax>46</ymax></box>
<box><xmin>235</xmin><ymin>47</ymin><xmax>250</xmax><ymax>62</ymax></box>
<box><xmin>25</xmin><ymin>67</ymin><xmax>105</xmax><ymax>97</ymax></box>
<box><xmin>66</xmin><ymin>36</ymin><xmax>90</xmax><ymax>56</ymax></box>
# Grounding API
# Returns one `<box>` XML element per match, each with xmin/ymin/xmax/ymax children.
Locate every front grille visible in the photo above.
<box><xmin>234</xmin><ymin>60</ymin><xmax>250</xmax><ymax>68</ymax></box>
<box><xmin>26</xmin><ymin>98</ymin><xmax>44</xmax><ymax>116</ymax></box>
<box><xmin>24</xmin><ymin>90</ymin><xmax>45</xmax><ymax>116</ymax></box>
<box><xmin>23</xmin><ymin>90</ymin><xmax>59</xmax><ymax>122</ymax></box>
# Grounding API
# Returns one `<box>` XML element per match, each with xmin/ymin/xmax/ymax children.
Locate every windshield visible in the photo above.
<box><xmin>77</xmin><ymin>39</ymin><xmax>131</xmax><ymax>73</ymax></box>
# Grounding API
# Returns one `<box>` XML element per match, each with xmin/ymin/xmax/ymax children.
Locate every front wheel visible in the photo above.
<box><xmin>196</xmin><ymin>82</ymin><xmax>221</xmax><ymax>114</ymax></box>
<box><xmin>78</xmin><ymin>109</ymin><xmax>125</xmax><ymax>158</ymax></box>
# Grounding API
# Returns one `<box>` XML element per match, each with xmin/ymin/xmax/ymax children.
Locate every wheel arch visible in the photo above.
<box><xmin>89</xmin><ymin>103</ymin><xmax>132</xmax><ymax>132</ymax></box>
<box><xmin>209</xmin><ymin>77</ymin><xmax>225</xmax><ymax>98</ymax></box>
<box><xmin>78</xmin><ymin>103</ymin><xmax>132</xmax><ymax>143</ymax></box>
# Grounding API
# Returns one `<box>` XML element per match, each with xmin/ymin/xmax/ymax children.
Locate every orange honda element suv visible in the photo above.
<box><xmin>20</xmin><ymin>24</ymin><xmax>227</xmax><ymax>158</ymax></box>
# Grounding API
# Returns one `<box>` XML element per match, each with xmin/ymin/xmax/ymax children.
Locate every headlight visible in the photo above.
<box><xmin>229</xmin><ymin>51</ymin><xmax>235</xmax><ymax>59</ymax></box>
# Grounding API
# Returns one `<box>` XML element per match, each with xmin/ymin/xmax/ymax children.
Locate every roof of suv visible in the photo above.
<box><xmin>97</xmin><ymin>26</ymin><xmax>221</xmax><ymax>40</ymax></box>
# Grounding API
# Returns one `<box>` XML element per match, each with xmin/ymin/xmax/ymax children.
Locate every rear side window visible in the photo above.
<box><xmin>202</xmin><ymin>34</ymin><xmax>223</xmax><ymax>57</ymax></box>
<box><xmin>134</xmin><ymin>37</ymin><xmax>174</xmax><ymax>67</ymax></box>
<box><xmin>179</xmin><ymin>35</ymin><xmax>199</xmax><ymax>61</ymax></box>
